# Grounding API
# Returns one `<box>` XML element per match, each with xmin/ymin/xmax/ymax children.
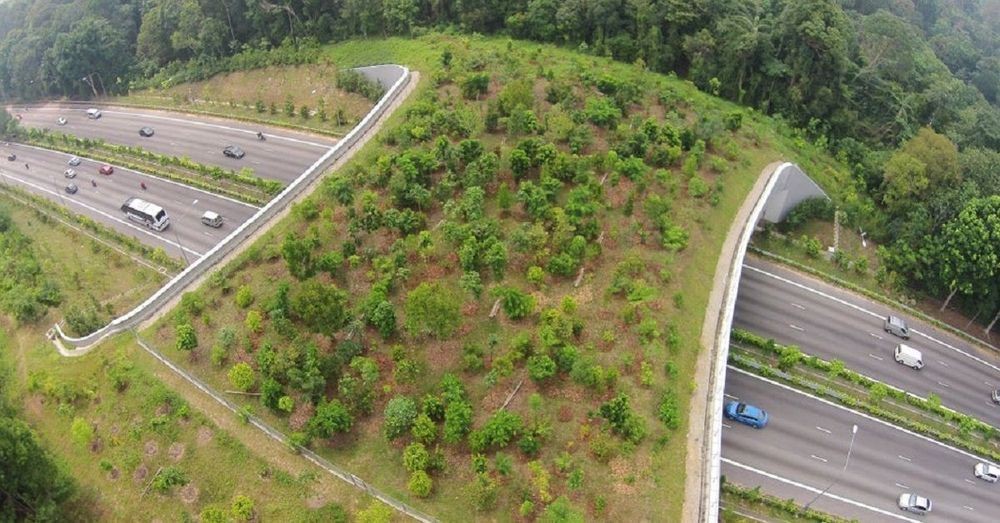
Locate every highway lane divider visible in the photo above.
<box><xmin>18</xmin><ymin>129</ymin><xmax>281</xmax><ymax>205</ymax></box>
<box><xmin>729</xmin><ymin>335</ymin><xmax>1000</xmax><ymax>464</ymax></box>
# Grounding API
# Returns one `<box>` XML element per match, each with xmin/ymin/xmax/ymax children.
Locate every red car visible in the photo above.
<box><xmin>99</xmin><ymin>164</ymin><xmax>114</xmax><ymax>175</ymax></box>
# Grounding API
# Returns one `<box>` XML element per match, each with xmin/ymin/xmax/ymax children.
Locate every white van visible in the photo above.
<box><xmin>86</xmin><ymin>108</ymin><xmax>102</xmax><ymax>119</ymax></box>
<box><xmin>974</xmin><ymin>462</ymin><xmax>1000</xmax><ymax>482</ymax></box>
<box><xmin>200</xmin><ymin>210</ymin><xmax>223</xmax><ymax>228</ymax></box>
<box><xmin>894</xmin><ymin>343</ymin><xmax>924</xmax><ymax>370</ymax></box>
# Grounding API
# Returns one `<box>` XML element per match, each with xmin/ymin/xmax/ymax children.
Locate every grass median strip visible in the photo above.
<box><xmin>730</xmin><ymin>329</ymin><xmax>1000</xmax><ymax>461</ymax></box>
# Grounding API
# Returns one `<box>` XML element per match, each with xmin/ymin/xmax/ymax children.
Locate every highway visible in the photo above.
<box><xmin>723</xmin><ymin>368</ymin><xmax>998</xmax><ymax>522</ymax></box>
<box><xmin>734</xmin><ymin>257</ymin><xmax>1000</xmax><ymax>427</ymax></box>
<box><xmin>0</xmin><ymin>142</ymin><xmax>258</xmax><ymax>260</ymax></box>
<box><xmin>11</xmin><ymin>103</ymin><xmax>335</xmax><ymax>183</ymax></box>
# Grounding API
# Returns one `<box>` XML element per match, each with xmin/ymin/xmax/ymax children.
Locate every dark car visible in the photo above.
<box><xmin>64</xmin><ymin>183</ymin><xmax>78</xmax><ymax>194</ymax></box>
<box><xmin>139</xmin><ymin>127</ymin><xmax>154</xmax><ymax>137</ymax></box>
<box><xmin>6</xmin><ymin>153</ymin><xmax>14</xmax><ymax>161</ymax></box>
<box><xmin>724</xmin><ymin>401</ymin><xmax>769</xmax><ymax>429</ymax></box>
<box><xmin>222</xmin><ymin>145</ymin><xmax>245</xmax><ymax>159</ymax></box>
<box><xmin>99</xmin><ymin>164</ymin><xmax>114</xmax><ymax>175</ymax></box>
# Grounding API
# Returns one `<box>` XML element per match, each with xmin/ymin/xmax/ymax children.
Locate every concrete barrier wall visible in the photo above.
<box><xmin>55</xmin><ymin>65</ymin><xmax>411</xmax><ymax>348</ymax></box>
<box><xmin>701</xmin><ymin>162</ymin><xmax>793</xmax><ymax>521</ymax></box>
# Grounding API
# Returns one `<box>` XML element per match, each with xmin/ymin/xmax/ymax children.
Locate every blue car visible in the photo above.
<box><xmin>724</xmin><ymin>401</ymin><xmax>768</xmax><ymax>428</ymax></box>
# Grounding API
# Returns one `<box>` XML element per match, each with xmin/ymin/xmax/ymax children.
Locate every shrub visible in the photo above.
<box><xmin>244</xmin><ymin>310</ymin><xmax>263</xmax><ymax>333</ymax></box>
<box><xmin>443</xmin><ymin>401</ymin><xmax>473</xmax><ymax>443</ymax></box>
<box><xmin>228</xmin><ymin>363</ymin><xmax>255</xmax><ymax>392</ymax></box>
<box><xmin>658</xmin><ymin>390</ymin><xmax>680</xmax><ymax>429</ymax></box>
<box><xmin>777</xmin><ymin>345</ymin><xmax>803</xmax><ymax>371</ymax></box>
<box><xmin>494</xmin><ymin>286</ymin><xmax>535</xmax><ymax>320</ymax></box>
<box><xmin>539</xmin><ymin>496</ymin><xmax>585</xmax><ymax>522</ymax></box>
<box><xmin>175</xmin><ymin>323</ymin><xmax>198</xmax><ymax>351</ymax></box>
<box><xmin>527</xmin><ymin>354</ymin><xmax>557</xmax><ymax>382</ymax></box>
<box><xmin>406</xmin><ymin>282</ymin><xmax>462</xmax><ymax>338</ymax></box>
<box><xmin>383</xmin><ymin>396</ymin><xmax>418</xmax><ymax>440</ymax></box>
<box><xmin>231</xmin><ymin>495</ymin><xmax>255</xmax><ymax>522</ymax></box>
<box><xmin>408</xmin><ymin>470</ymin><xmax>433</xmax><ymax>498</ymax></box>
<box><xmin>278</xmin><ymin>396</ymin><xmax>294</xmax><ymax>413</ymax></box>
<box><xmin>469</xmin><ymin>410</ymin><xmax>524</xmax><ymax>452</ymax></box>
<box><xmin>152</xmin><ymin>466</ymin><xmax>188</xmax><ymax>493</ymax></box>
<box><xmin>369</xmin><ymin>300</ymin><xmax>397</xmax><ymax>339</ymax></box>
<box><xmin>723</xmin><ymin>110</ymin><xmax>744</xmax><ymax>131</ymax></box>
<box><xmin>403</xmin><ymin>442</ymin><xmax>430</xmax><ymax>472</ymax></box>
<box><xmin>308</xmin><ymin>400</ymin><xmax>353</xmax><ymax>439</ymax></box>
<box><xmin>598</xmin><ymin>393</ymin><xmax>646</xmax><ymax>443</ymax></box>
<box><xmin>469</xmin><ymin>473</ymin><xmax>499</xmax><ymax>511</ymax></box>
<box><xmin>356</xmin><ymin>500</ymin><xmax>393</xmax><ymax>523</ymax></box>
<box><xmin>411</xmin><ymin>413</ymin><xmax>437</xmax><ymax>444</ymax></box>
<box><xmin>70</xmin><ymin>417</ymin><xmax>93</xmax><ymax>447</ymax></box>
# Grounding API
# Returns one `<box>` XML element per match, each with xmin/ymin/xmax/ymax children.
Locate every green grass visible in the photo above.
<box><xmin>137</xmin><ymin>33</ymin><xmax>853</xmax><ymax>521</ymax></box>
<box><xmin>118</xmin><ymin>64</ymin><xmax>373</xmax><ymax>136</ymax></box>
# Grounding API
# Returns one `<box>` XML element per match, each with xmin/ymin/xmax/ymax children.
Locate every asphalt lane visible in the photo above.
<box><xmin>12</xmin><ymin>103</ymin><xmax>335</xmax><ymax>183</ymax></box>
<box><xmin>723</xmin><ymin>368</ymin><xmax>998</xmax><ymax>522</ymax></box>
<box><xmin>0</xmin><ymin>142</ymin><xmax>258</xmax><ymax>260</ymax></box>
<box><xmin>735</xmin><ymin>257</ymin><xmax>1000</xmax><ymax>427</ymax></box>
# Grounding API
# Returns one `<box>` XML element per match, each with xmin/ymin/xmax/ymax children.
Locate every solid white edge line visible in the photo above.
<box><xmin>728</xmin><ymin>366</ymin><xmax>1000</xmax><ymax>468</ymax></box>
<box><xmin>721</xmin><ymin>458</ymin><xmax>919</xmax><ymax>522</ymax></box>
<box><xmin>744</xmin><ymin>264</ymin><xmax>1000</xmax><ymax>374</ymax></box>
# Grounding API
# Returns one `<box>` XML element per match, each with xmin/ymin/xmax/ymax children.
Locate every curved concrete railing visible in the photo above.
<box><xmin>54</xmin><ymin>65</ymin><xmax>411</xmax><ymax>348</ymax></box>
<box><xmin>699</xmin><ymin>162</ymin><xmax>797</xmax><ymax>521</ymax></box>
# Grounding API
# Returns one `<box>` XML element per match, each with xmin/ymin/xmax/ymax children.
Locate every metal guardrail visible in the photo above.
<box><xmin>53</xmin><ymin>65</ymin><xmax>411</xmax><ymax>349</ymax></box>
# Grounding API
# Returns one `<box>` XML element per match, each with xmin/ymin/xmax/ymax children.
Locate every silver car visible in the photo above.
<box><xmin>898</xmin><ymin>493</ymin><xmax>931</xmax><ymax>514</ymax></box>
<box><xmin>68</xmin><ymin>156</ymin><xmax>81</xmax><ymax>166</ymax></box>
<box><xmin>884</xmin><ymin>315</ymin><xmax>910</xmax><ymax>339</ymax></box>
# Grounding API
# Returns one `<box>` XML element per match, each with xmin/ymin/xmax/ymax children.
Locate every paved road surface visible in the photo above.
<box><xmin>12</xmin><ymin>104</ymin><xmax>335</xmax><ymax>183</ymax></box>
<box><xmin>0</xmin><ymin>142</ymin><xmax>258</xmax><ymax>260</ymax></box>
<box><xmin>723</xmin><ymin>368</ymin><xmax>998</xmax><ymax>522</ymax></box>
<box><xmin>735</xmin><ymin>257</ymin><xmax>1000</xmax><ymax>427</ymax></box>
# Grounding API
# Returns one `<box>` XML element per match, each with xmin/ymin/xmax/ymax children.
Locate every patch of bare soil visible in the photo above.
<box><xmin>155</xmin><ymin>403</ymin><xmax>172</xmax><ymax>416</ymax></box>
<box><xmin>144</xmin><ymin>440</ymin><xmax>159</xmax><ymax>456</ymax></box>
<box><xmin>108</xmin><ymin>467</ymin><xmax>120</xmax><ymax>481</ymax></box>
<box><xmin>89</xmin><ymin>437</ymin><xmax>104</xmax><ymax>454</ymax></box>
<box><xmin>196</xmin><ymin>426</ymin><xmax>213</xmax><ymax>447</ymax></box>
<box><xmin>179</xmin><ymin>484</ymin><xmax>200</xmax><ymax>504</ymax></box>
<box><xmin>168</xmin><ymin>442</ymin><xmax>186</xmax><ymax>461</ymax></box>
<box><xmin>305</xmin><ymin>494</ymin><xmax>326</xmax><ymax>509</ymax></box>
<box><xmin>133</xmin><ymin>464</ymin><xmax>148</xmax><ymax>483</ymax></box>
<box><xmin>289</xmin><ymin>401</ymin><xmax>315</xmax><ymax>431</ymax></box>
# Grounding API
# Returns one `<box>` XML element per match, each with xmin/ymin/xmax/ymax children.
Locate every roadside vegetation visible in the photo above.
<box><xmin>121</xmin><ymin>62</ymin><xmax>376</xmax><ymax>137</ymax></box>
<box><xmin>721</xmin><ymin>481</ymin><xmax>857</xmax><ymax>523</ymax></box>
<box><xmin>138</xmin><ymin>34</ymin><xmax>847</xmax><ymax>521</ymax></box>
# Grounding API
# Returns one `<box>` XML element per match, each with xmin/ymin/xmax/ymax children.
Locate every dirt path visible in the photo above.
<box><xmin>681</xmin><ymin>161</ymin><xmax>782</xmax><ymax>522</ymax></box>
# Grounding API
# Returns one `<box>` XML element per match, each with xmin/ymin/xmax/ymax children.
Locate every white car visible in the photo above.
<box><xmin>898</xmin><ymin>493</ymin><xmax>932</xmax><ymax>514</ymax></box>
<box><xmin>57</xmin><ymin>117</ymin><xmax>67</xmax><ymax>126</ymax></box>
<box><xmin>974</xmin><ymin>462</ymin><xmax>1000</xmax><ymax>482</ymax></box>
<box><xmin>63</xmin><ymin>168</ymin><xmax>76</xmax><ymax>179</ymax></box>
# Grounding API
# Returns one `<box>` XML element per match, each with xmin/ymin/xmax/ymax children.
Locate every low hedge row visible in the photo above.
<box><xmin>721</xmin><ymin>480</ymin><xmax>858</xmax><ymax>523</ymax></box>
